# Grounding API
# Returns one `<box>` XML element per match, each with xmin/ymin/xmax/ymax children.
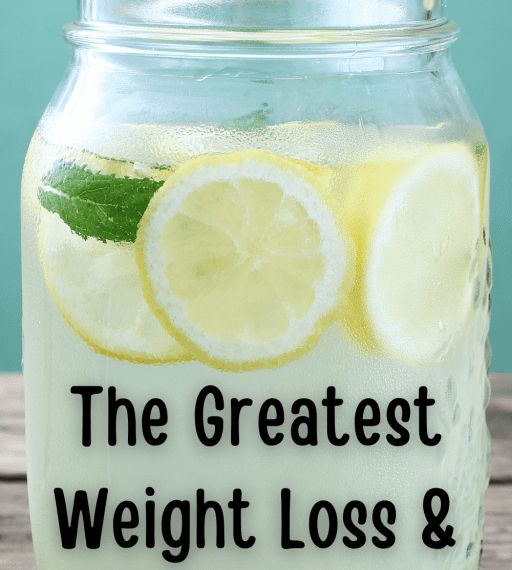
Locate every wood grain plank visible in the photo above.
<box><xmin>488</xmin><ymin>374</ymin><xmax>512</xmax><ymax>483</ymax></box>
<box><xmin>0</xmin><ymin>481</ymin><xmax>510</xmax><ymax>570</ymax></box>
<box><xmin>0</xmin><ymin>375</ymin><xmax>26</xmax><ymax>479</ymax></box>
<box><xmin>481</xmin><ymin>484</ymin><xmax>512</xmax><ymax>569</ymax></box>
<box><xmin>0</xmin><ymin>482</ymin><xmax>34</xmax><ymax>570</ymax></box>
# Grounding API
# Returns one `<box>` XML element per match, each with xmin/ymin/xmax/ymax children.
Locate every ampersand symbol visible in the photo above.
<box><xmin>422</xmin><ymin>488</ymin><xmax>456</xmax><ymax>549</ymax></box>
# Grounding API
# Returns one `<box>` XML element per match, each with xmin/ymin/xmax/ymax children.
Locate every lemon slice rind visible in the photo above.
<box><xmin>364</xmin><ymin>145</ymin><xmax>481</xmax><ymax>363</ymax></box>
<box><xmin>39</xmin><ymin>211</ymin><xmax>191</xmax><ymax>365</ymax></box>
<box><xmin>137</xmin><ymin>150</ymin><xmax>351</xmax><ymax>371</ymax></box>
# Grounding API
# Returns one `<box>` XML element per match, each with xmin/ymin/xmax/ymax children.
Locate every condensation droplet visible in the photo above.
<box><xmin>486</xmin><ymin>254</ymin><xmax>493</xmax><ymax>288</ymax></box>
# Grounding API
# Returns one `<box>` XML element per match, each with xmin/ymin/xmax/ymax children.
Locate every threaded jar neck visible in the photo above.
<box><xmin>68</xmin><ymin>0</ymin><xmax>457</xmax><ymax>58</ymax></box>
<box><xmin>80</xmin><ymin>0</ymin><xmax>447</xmax><ymax>29</ymax></box>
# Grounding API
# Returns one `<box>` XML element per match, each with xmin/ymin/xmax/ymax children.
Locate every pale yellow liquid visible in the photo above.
<box><xmin>22</xmin><ymin>122</ymin><xmax>491</xmax><ymax>570</ymax></box>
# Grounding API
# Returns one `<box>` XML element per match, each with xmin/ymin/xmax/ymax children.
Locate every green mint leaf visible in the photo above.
<box><xmin>38</xmin><ymin>161</ymin><xmax>164</xmax><ymax>243</ymax></box>
<box><xmin>224</xmin><ymin>105</ymin><xmax>272</xmax><ymax>131</ymax></box>
<box><xmin>474</xmin><ymin>142</ymin><xmax>487</xmax><ymax>159</ymax></box>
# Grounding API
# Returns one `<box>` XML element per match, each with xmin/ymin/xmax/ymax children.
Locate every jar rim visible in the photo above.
<box><xmin>65</xmin><ymin>19</ymin><xmax>459</xmax><ymax>58</ymax></box>
<box><xmin>80</xmin><ymin>0</ymin><xmax>447</xmax><ymax>31</ymax></box>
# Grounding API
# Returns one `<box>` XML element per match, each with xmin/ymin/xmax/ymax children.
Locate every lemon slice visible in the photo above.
<box><xmin>341</xmin><ymin>144</ymin><xmax>481</xmax><ymax>363</ymax></box>
<box><xmin>39</xmin><ymin>211</ymin><xmax>189</xmax><ymax>364</ymax></box>
<box><xmin>137</xmin><ymin>150</ymin><xmax>351</xmax><ymax>371</ymax></box>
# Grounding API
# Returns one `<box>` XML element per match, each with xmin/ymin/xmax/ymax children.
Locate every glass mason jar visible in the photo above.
<box><xmin>21</xmin><ymin>1</ymin><xmax>491</xmax><ymax>569</ymax></box>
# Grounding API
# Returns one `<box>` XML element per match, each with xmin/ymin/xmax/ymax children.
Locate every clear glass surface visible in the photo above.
<box><xmin>80</xmin><ymin>0</ymin><xmax>446</xmax><ymax>28</ymax></box>
<box><xmin>22</xmin><ymin>1</ymin><xmax>491</xmax><ymax>569</ymax></box>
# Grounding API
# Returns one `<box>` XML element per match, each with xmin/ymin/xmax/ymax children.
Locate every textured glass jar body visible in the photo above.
<box><xmin>22</xmin><ymin>2</ymin><xmax>491</xmax><ymax>569</ymax></box>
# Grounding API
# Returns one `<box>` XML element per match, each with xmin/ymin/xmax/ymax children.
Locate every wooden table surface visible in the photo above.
<box><xmin>1</xmin><ymin>374</ymin><xmax>511</xmax><ymax>569</ymax></box>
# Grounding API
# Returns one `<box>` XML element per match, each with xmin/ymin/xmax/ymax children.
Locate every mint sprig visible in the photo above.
<box><xmin>223</xmin><ymin>105</ymin><xmax>272</xmax><ymax>131</ymax></box>
<box><xmin>38</xmin><ymin>161</ymin><xmax>164</xmax><ymax>243</ymax></box>
<box><xmin>474</xmin><ymin>142</ymin><xmax>488</xmax><ymax>159</ymax></box>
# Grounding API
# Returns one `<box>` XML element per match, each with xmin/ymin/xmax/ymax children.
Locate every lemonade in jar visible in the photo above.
<box><xmin>22</xmin><ymin>1</ymin><xmax>491</xmax><ymax>569</ymax></box>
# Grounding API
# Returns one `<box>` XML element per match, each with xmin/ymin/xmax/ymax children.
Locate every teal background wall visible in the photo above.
<box><xmin>0</xmin><ymin>1</ymin><xmax>510</xmax><ymax>371</ymax></box>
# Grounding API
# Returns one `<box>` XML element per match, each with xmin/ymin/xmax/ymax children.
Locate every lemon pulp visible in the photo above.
<box><xmin>137</xmin><ymin>150</ymin><xmax>351</xmax><ymax>371</ymax></box>
<box><xmin>339</xmin><ymin>144</ymin><xmax>481</xmax><ymax>363</ymax></box>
